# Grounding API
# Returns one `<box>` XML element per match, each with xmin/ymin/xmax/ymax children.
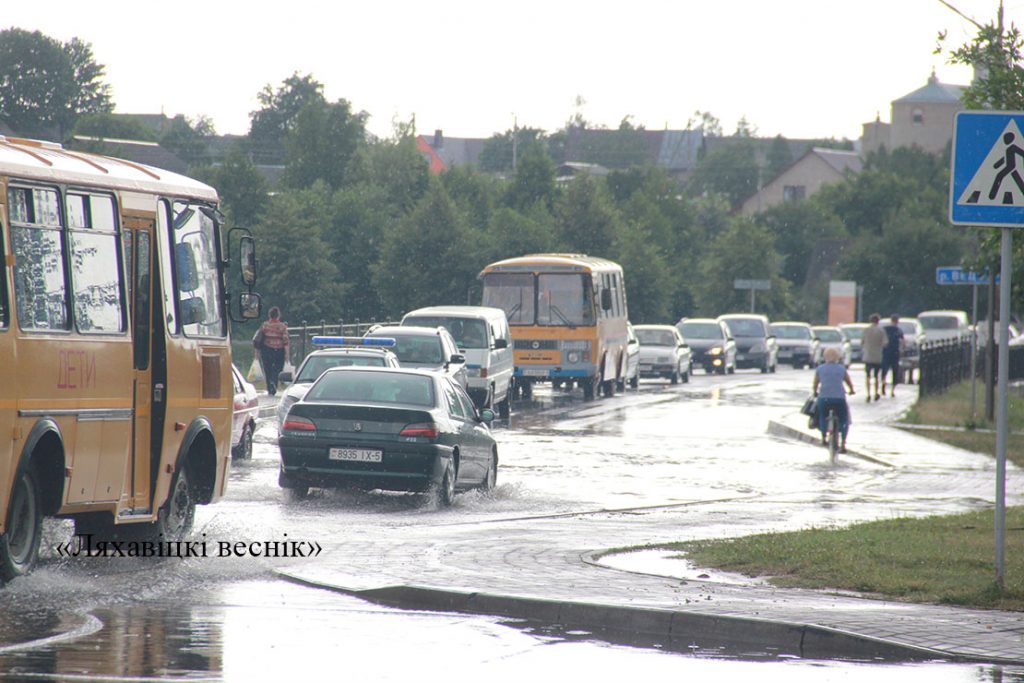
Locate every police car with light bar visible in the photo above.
<box><xmin>276</xmin><ymin>337</ymin><xmax>400</xmax><ymax>428</ymax></box>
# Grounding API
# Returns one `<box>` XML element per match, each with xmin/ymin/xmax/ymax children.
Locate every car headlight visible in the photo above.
<box><xmin>709</xmin><ymin>347</ymin><xmax>722</xmax><ymax>356</ymax></box>
<box><xmin>567</xmin><ymin>351</ymin><xmax>581</xmax><ymax>364</ymax></box>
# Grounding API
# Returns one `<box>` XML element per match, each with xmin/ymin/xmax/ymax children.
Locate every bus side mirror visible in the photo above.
<box><xmin>240</xmin><ymin>236</ymin><xmax>257</xmax><ymax>287</ymax></box>
<box><xmin>180</xmin><ymin>297</ymin><xmax>206</xmax><ymax>326</ymax></box>
<box><xmin>601</xmin><ymin>289</ymin><xmax>612</xmax><ymax>311</ymax></box>
<box><xmin>494</xmin><ymin>338</ymin><xmax>508</xmax><ymax>349</ymax></box>
<box><xmin>240</xmin><ymin>292</ymin><xmax>262</xmax><ymax>320</ymax></box>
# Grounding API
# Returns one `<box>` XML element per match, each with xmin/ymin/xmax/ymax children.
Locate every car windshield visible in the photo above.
<box><xmin>814</xmin><ymin>329</ymin><xmax>842</xmax><ymax>343</ymax></box>
<box><xmin>536</xmin><ymin>273</ymin><xmax>594</xmax><ymax>327</ymax></box>
<box><xmin>403</xmin><ymin>316</ymin><xmax>488</xmax><ymax>349</ymax></box>
<box><xmin>723</xmin><ymin>318</ymin><xmax>766</xmax><ymax>337</ymax></box>
<box><xmin>383</xmin><ymin>335</ymin><xmax>444</xmax><ymax>365</ymax></box>
<box><xmin>636</xmin><ymin>329</ymin><xmax>677</xmax><ymax>346</ymax></box>
<box><xmin>306</xmin><ymin>370</ymin><xmax>435</xmax><ymax>407</ymax></box>
<box><xmin>771</xmin><ymin>325</ymin><xmax>811</xmax><ymax>340</ymax></box>
<box><xmin>680</xmin><ymin>322</ymin><xmax>722</xmax><ymax>340</ymax></box>
<box><xmin>841</xmin><ymin>326</ymin><xmax>865</xmax><ymax>340</ymax></box>
<box><xmin>295</xmin><ymin>354</ymin><xmax>386</xmax><ymax>382</ymax></box>
<box><xmin>898</xmin><ymin>322</ymin><xmax>919</xmax><ymax>335</ymax></box>
<box><xmin>920</xmin><ymin>315</ymin><xmax>961</xmax><ymax>330</ymax></box>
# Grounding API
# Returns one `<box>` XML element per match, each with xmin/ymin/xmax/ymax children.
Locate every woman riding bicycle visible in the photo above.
<box><xmin>812</xmin><ymin>347</ymin><xmax>856</xmax><ymax>452</ymax></box>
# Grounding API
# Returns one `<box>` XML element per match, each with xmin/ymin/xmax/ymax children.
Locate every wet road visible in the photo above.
<box><xmin>2</xmin><ymin>367</ymin><xmax>1022</xmax><ymax>681</ymax></box>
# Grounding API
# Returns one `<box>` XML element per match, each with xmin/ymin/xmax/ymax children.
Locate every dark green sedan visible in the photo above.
<box><xmin>278</xmin><ymin>367</ymin><xmax>497</xmax><ymax>506</ymax></box>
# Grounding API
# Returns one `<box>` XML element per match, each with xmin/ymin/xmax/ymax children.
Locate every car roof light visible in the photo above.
<box><xmin>312</xmin><ymin>336</ymin><xmax>396</xmax><ymax>347</ymax></box>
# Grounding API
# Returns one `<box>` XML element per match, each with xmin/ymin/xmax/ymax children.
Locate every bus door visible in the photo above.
<box><xmin>123</xmin><ymin>217</ymin><xmax>158</xmax><ymax>512</ymax></box>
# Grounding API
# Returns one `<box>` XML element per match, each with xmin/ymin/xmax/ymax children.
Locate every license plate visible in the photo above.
<box><xmin>522</xmin><ymin>368</ymin><xmax>548</xmax><ymax>377</ymax></box>
<box><xmin>778</xmin><ymin>350</ymin><xmax>792</xmax><ymax>358</ymax></box>
<box><xmin>329</xmin><ymin>447</ymin><xmax>382</xmax><ymax>462</ymax></box>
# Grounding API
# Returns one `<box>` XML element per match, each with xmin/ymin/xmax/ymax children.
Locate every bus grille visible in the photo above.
<box><xmin>514</xmin><ymin>339</ymin><xmax>558</xmax><ymax>350</ymax></box>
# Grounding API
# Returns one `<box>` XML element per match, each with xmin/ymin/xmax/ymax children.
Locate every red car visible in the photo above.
<box><xmin>231</xmin><ymin>364</ymin><xmax>259</xmax><ymax>460</ymax></box>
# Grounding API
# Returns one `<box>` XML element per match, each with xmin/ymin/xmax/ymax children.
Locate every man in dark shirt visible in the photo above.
<box><xmin>881</xmin><ymin>314</ymin><xmax>905</xmax><ymax>398</ymax></box>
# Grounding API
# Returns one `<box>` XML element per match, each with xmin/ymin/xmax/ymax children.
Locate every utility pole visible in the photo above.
<box><xmin>512</xmin><ymin>114</ymin><xmax>518</xmax><ymax>173</ymax></box>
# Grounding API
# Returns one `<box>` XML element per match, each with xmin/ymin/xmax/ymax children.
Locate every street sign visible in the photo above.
<box><xmin>935</xmin><ymin>267</ymin><xmax>998</xmax><ymax>285</ymax></box>
<box><xmin>733</xmin><ymin>279</ymin><xmax>771</xmax><ymax>290</ymax></box>
<box><xmin>950</xmin><ymin>111</ymin><xmax>1024</xmax><ymax>227</ymax></box>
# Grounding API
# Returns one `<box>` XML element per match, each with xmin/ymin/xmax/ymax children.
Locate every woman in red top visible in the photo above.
<box><xmin>255</xmin><ymin>307</ymin><xmax>290</xmax><ymax>396</ymax></box>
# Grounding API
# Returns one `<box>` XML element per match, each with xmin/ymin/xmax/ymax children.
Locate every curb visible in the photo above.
<box><xmin>766</xmin><ymin>419</ymin><xmax>895</xmax><ymax>467</ymax></box>
<box><xmin>275</xmin><ymin>569</ymin><xmax>983</xmax><ymax>663</ymax></box>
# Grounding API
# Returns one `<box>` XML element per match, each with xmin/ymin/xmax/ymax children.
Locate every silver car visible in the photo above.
<box><xmin>634</xmin><ymin>324</ymin><xmax>692</xmax><ymax>384</ymax></box>
<box><xmin>812</xmin><ymin>326</ymin><xmax>852</xmax><ymax>367</ymax></box>
<box><xmin>365</xmin><ymin>325</ymin><xmax>469</xmax><ymax>391</ymax></box>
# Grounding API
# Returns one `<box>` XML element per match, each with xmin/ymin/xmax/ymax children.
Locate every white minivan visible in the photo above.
<box><xmin>917</xmin><ymin>310</ymin><xmax>971</xmax><ymax>343</ymax></box>
<box><xmin>401</xmin><ymin>306</ymin><xmax>514</xmax><ymax>417</ymax></box>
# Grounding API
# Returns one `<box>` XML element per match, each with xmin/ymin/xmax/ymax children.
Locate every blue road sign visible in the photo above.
<box><xmin>950</xmin><ymin>111</ymin><xmax>1024</xmax><ymax>227</ymax></box>
<box><xmin>935</xmin><ymin>266</ymin><xmax>998</xmax><ymax>285</ymax></box>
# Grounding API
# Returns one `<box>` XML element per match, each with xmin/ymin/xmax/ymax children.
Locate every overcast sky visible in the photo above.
<box><xmin>6</xmin><ymin>1</ymin><xmax>1021</xmax><ymax>142</ymax></box>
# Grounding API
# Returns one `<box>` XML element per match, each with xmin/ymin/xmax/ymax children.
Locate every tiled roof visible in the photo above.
<box><xmin>811</xmin><ymin>148</ymin><xmax>863</xmax><ymax>175</ymax></box>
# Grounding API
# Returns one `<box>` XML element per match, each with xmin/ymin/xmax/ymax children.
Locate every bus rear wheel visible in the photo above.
<box><xmin>0</xmin><ymin>468</ymin><xmax>42</xmax><ymax>582</ymax></box>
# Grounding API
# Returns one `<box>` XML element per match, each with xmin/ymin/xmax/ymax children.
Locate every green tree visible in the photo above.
<box><xmin>282</xmin><ymin>99</ymin><xmax>367</xmax><ymax>190</ymax></box>
<box><xmin>765</xmin><ymin>135</ymin><xmax>794</xmax><ymax>180</ymax></box>
<box><xmin>73</xmin><ymin>113</ymin><xmax>157</xmax><ymax>141</ymax></box>
<box><xmin>756</xmin><ymin>201</ymin><xmax>846</xmax><ymax>287</ymax></box>
<box><xmin>442</xmin><ymin>164</ymin><xmax>499</xmax><ymax>231</ymax></box>
<box><xmin>248</xmin><ymin>73</ymin><xmax>326</xmax><ymax>163</ymax></box>
<box><xmin>486</xmin><ymin>205</ymin><xmax>558</xmax><ymax>263</ymax></box>
<box><xmin>687</xmin><ymin>138</ymin><xmax>760</xmax><ymax>209</ymax></box>
<box><xmin>504</xmin><ymin>144</ymin><xmax>557</xmax><ymax>212</ymax></box>
<box><xmin>612</xmin><ymin>223</ymin><xmax>672</xmax><ymax>323</ymax></box>
<box><xmin>555</xmin><ymin>175</ymin><xmax>621</xmax><ymax>256</ymax></box>
<box><xmin>194</xmin><ymin>144</ymin><xmax>269</xmax><ymax>228</ymax></box>
<box><xmin>0</xmin><ymin>28</ymin><xmax>112</xmax><ymax>139</ymax></box>
<box><xmin>373</xmin><ymin>180</ymin><xmax>483</xmax><ymax>313</ymax></box>
<box><xmin>478</xmin><ymin>127</ymin><xmax>546</xmax><ymax>172</ymax></box>
<box><xmin>346</xmin><ymin>133</ymin><xmax>429</xmax><ymax>211</ymax></box>
<box><xmin>252</xmin><ymin>184</ymin><xmax>345</xmax><ymax>323</ymax></box>
<box><xmin>692</xmin><ymin>217</ymin><xmax>790</xmax><ymax>317</ymax></box>
<box><xmin>159</xmin><ymin>115</ymin><xmax>215</xmax><ymax>167</ymax></box>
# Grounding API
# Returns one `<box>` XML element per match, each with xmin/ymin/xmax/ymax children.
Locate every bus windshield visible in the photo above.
<box><xmin>482</xmin><ymin>273</ymin><xmax>534</xmax><ymax>325</ymax></box>
<box><xmin>537</xmin><ymin>274</ymin><xmax>593</xmax><ymax>327</ymax></box>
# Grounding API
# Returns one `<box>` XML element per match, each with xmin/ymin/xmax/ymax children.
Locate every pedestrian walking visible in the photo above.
<box><xmin>813</xmin><ymin>347</ymin><xmax>856</xmax><ymax>452</ymax></box>
<box><xmin>880</xmin><ymin>314</ymin><xmax>905</xmax><ymax>397</ymax></box>
<box><xmin>861</xmin><ymin>313</ymin><xmax>888</xmax><ymax>402</ymax></box>
<box><xmin>254</xmin><ymin>306</ymin><xmax>290</xmax><ymax>396</ymax></box>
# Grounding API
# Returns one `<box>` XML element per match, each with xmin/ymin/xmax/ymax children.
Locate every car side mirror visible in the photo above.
<box><xmin>278</xmin><ymin>370</ymin><xmax>293</xmax><ymax>384</ymax></box>
<box><xmin>628</xmin><ymin>338</ymin><xmax>638</xmax><ymax>345</ymax></box>
<box><xmin>494</xmin><ymin>338</ymin><xmax>508</xmax><ymax>349</ymax></box>
<box><xmin>450</xmin><ymin>353</ymin><xmax>466</xmax><ymax>364</ymax></box>
<box><xmin>479</xmin><ymin>408</ymin><xmax>495</xmax><ymax>424</ymax></box>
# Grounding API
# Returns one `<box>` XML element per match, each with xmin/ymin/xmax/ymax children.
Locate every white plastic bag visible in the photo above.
<box><xmin>247</xmin><ymin>357</ymin><xmax>264</xmax><ymax>383</ymax></box>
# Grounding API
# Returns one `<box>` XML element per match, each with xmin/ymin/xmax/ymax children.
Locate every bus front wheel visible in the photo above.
<box><xmin>156</xmin><ymin>466</ymin><xmax>195</xmax><ymax>541</ymax></box>
<box><xmin>0</xmin><ymin>468</ymin><xmax>42</xmax><ymax>582</ymax></box>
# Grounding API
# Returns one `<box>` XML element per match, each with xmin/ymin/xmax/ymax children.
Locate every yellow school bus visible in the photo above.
<box><xmin>0</xmin><ymin>136</ymin><xmax>259</xmax><ymax>581</ymax></box>
<box><xmin>479</xmin><ymin>254</ymin><xmax>629</xmax><ymax>400</ymax></box>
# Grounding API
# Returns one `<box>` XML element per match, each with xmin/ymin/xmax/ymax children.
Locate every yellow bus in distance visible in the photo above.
<box><xmin>0</xmin><ymin>136</ymin><xmax>259</xmax><ymax>582</ymax></box>
<box><xmin>479</xmin><ymin>254</ymin><xmax>628</xmax><ymax>401</ymax></box>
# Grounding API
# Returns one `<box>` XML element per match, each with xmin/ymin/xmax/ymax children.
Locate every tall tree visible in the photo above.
<box><xmin>687</xmin><ymin>138</ymin><xmax>760</xmax><ymax>209</ymax></box>
<box><xmin>0</xmin><ymin>28</ymin><xmax>112</xmax><ymax>140</ymax></box>
<box><xmin>281</xmin><ymin>99</ymin><xmax>367</xmax><ymax>190</ymax></box>
<box><xmin>194</xmin><ymin>144</ymin><xmax>269</xmax><ymax>228</ymax></box>
<box><xmin>478</xmin><ymin>127</ymin><xmax>546</xmax><ymax>172</ymax></box>
<box><xmin>504</xmin><ymin>143</ymin><xmax>557</xmax><ymax>212</ymax></box>
<box><xmin>555</xmin><ymin>175</ymin><xmax>621</xmax><ymax>256</ymax></box>
<box><xmin>248</xmin><ymin>73</ymin><xmax>326</xmax><ymax>163</ymax></box>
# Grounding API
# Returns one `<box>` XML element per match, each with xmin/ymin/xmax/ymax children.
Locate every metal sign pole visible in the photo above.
<box><xmin>995</xmin><ymin>228</ymin><xmax>1012</xmax><ymax>588</ymax></box>
<box><xmin>750</xmin><ymin>288</ymin><xmax>755</xmax><ymax>313</ymax></box>
<box><xmin>971</xmin><ymin>283</ymin><xmax>979</xmax><ymax>420</ymax></box>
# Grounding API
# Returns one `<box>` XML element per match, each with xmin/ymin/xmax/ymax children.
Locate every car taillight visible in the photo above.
<box><xmin>479</xmin><ymin>368</ymin><xmax>488</xmax><ymax>378</ymax></box>
<box><xmin>400</xmin><ymin>423</ymin><xmax>438</xmax><ymax>439</ymax></box>
<box><xmin>283</xmin><ymin>416</ymin><xmax>317</xmax><ymax>432</ymax></box>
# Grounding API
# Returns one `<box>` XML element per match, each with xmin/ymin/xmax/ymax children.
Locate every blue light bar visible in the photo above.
<box><xmin>311</xmin><ymin>336</ymin><xmax>396</xmax><ymax>347</ymax></box>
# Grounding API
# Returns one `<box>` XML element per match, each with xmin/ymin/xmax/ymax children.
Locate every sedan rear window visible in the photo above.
<box><xmin>814</xmin><ymin>329</ymin><xmax>843</xmax><ymax>343</ymax></box>
<box><xmin>636</xmin><ymin>329</ymin><xmax>677</xmax><ymax>346</ymax></box>
<box><xmin>306</xmin><ymin>371</ymin><xmax>435</xmax><ymax>406</ymax></box>
<box><xmin>771</xmin><ymin>325</ymin><xmax>811</xmax><ymax>340</ymax></box>
<box><xmin>724</xmin><ymin>319</ymin><xmax>766</xmax><ymax>337</ymax></box>
<box><xmin>680</xmin><ymin>322</ymin><xmax>723</xmax><ymax>339</ymax></box>
<box><xmin>296</xmin><ymin>355</ymin><xmax>386</xmax><ymax>382</ymax></box>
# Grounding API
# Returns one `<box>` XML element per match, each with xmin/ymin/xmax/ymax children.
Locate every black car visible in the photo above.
<box><xmin>677</xmin><ymin>318</ymin><xmax>736</xmax><ymax>374</ymax></box>
<box><xmin>278</xmin><ymin>367</ymin><xmax>497</xmax><ymax>506</ymax></box>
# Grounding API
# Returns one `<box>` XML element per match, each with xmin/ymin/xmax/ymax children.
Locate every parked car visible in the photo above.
<box><xmin>634</xmin><ymin>324</ymin><xmax>691</xmax><ymax>384</ymax></box>
<box><xmin>231</xmin><ymin>364</ymin><xmax>259</xmax><ymax>460</ymax></box>
<box><xmin>278</xmin><ymin>367</ymin><xmax>497</xmax><ymax>505</ymax></box>
<box><xmin>769</xmin><ymin>322</ymin><xmax>819</xmax><ymax>369</ymax></box>
<box><xmin>839</xmin><ymin>322</ymin><xmax>869</xmax><ymax>362</ymax></box>
<box><xmin>400</xmin><ymin>305</ymin><xmax>513</xmax><ymax>417</ymax></box>
<box><xmin>812</xmin><ymin>326</ymin><xmax>852</xmax><ymax>367</ymax></box>
<box><xmin>365</xmin><ymin>325</ymin><xmax>469</xmax><ymax>391</ymax></box>
<box><xmin>918</xmin><ymin>310</ymin><xmax>971</xmax><ymax>343</ymax></box>
<box><xmin>896</xmin><ymin>317</ymin><xmax>925</xmax><ymax>382</ymax></box>
<box><xmin>718</xmin><ymin>314</ymin><xmax>778</xmax><ymax>373</ymax></box>
<box><xmin>619</xmin><ymin>322</ymin><xmax>641</xmax><ymax>390</ymax></box>
<box><xmin>275</xmin><ymin>341</ymin><xmax>401</xmax><ymax>428</ymax></box>
<box><xmin>677</xmin><ymin>318</ymin><xmax>736</xmax><ymax>374</ymax></box>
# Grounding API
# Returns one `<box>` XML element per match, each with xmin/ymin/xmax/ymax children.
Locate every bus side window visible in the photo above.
<box><xmin>68</xmin><ymin>193</ymin><xmax>125</xmax><ymax>334</ymax></box>
<box><xmin>9</xmin><ymin>186</ymin><xmax>69</xmax><ymax>331</ymax></box>
<box><xmin>0</xmin><ymin>218</ymin><xmax>6</xmax><ymax>329</ymax></box>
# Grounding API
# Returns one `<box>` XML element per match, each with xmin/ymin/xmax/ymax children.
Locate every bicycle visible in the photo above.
<box><xmin>819</xmin><ymin>388</ymin><xmax>854</xmax><ymax>464</ymax></box>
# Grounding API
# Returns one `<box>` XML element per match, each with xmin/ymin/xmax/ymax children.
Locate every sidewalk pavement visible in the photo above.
<box><xmin>275</xmin><ymin>384</ymin><xmax>1024</xmax><ymax>664</ymax></box>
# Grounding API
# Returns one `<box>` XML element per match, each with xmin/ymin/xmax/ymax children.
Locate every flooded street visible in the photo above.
<box><xmin>3</xmin><ymin>367</ymin><xmax>1022</xmax><ymax>680</ymax></box>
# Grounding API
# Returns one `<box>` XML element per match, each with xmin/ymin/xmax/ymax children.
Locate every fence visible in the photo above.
<box><xmin>287</xmin><ymin>319</ymin><xmax>400</xmax><ymax>365</ymax></box>
<box><xmin>919</xmin><ymin>337</ymin><xmax>1024</xmax><ymax>397</ymax></box>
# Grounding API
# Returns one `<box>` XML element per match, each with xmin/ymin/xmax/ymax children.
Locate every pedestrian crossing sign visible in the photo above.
<box><xmin>950</xmin><ymin>111</ymin><xmax>1024</xmax><ymax>227</ymax></box>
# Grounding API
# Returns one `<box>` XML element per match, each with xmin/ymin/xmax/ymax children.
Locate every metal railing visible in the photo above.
<box><xmin>919</xmin><ymin>337</ymin><xmax>1024</xmax><ymax>397</ymax></box>
<box><xmin>286</xmin><ymin>318</ymin><xmax>400</xmax><ymax>364</ymax></box>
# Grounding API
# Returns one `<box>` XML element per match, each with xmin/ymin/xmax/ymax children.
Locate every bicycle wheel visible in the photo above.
<box><xmin>827</xmin><ymin>410</ymin><xmax>839</xmax><ymax>463</ymax></box>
